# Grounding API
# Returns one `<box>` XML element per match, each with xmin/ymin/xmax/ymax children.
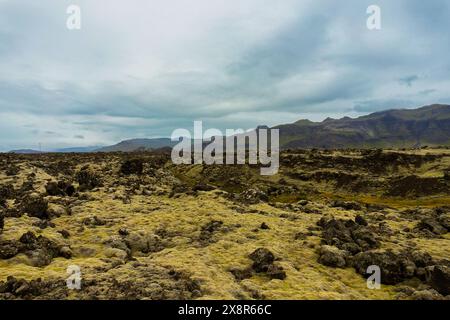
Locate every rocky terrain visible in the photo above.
<box><xmin>0</xmin><ymin>148</ymin><xmax>449</xmax><ymax>300</ymax></box>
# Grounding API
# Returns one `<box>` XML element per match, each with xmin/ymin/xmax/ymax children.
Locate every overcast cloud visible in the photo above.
<box><xmin>0</xmin><ymin>0</ymin><xmax>449</xmax><ymax>150</ymax></box>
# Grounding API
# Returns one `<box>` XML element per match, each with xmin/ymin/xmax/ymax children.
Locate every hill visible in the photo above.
<box><xmin>276</xmin><ymin>104</ymin><xmax>450</xmax><ymax>149</ymax></box>
<box><xmin>7</xmin><ymin>149</ymin><xmax>44</xmax><ymax>154</ymax></box>
<box><xmin>57</xmin><ymin>104</ymin><xmax>450</xmax><ymax>152</ymax></box>
<box><xmin>96</xmin><ymin>138</ymin><xmax>176</xmax><ymax>152</ymax></box>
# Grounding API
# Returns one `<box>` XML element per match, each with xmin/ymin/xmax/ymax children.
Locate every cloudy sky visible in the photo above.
<box><xmin>0</xmin><ymin>0</ymin><xmax>449</xmax><ymax>150</ymax></box>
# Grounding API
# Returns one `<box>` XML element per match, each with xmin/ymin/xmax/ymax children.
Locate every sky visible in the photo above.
<box><xmin>0</xmin><ymin>0</ymin><xmax>449</xmax><ymax>151</ymax></box>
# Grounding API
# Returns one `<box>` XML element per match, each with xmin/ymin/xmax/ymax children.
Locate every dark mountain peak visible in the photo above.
<box><xmin>418</xmin><ymin>103</ymin><xmax>450</xmax><ymax>110</ymax></box>
<box><xmin>293</xmin><ymin>119</ymin><xmax>315</xmax><ymax>126</ymax></box>
<box><xmin>361</xmin><ymin>104</ymin><xmax>450</xmax><ymax>120</ymax></box>
<box><xmin>279</xmin><ymin>104</ymin><xmax>450</xmax><ymax>149</ymax></box>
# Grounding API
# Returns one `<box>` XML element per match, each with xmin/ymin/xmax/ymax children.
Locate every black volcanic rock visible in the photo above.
<box><xmin>120</xmin><ymin>159</ymin><xmax>144</xmax><ymax>175</ymax></box>
<box><xmin>428</xmin><ymin>265</ymin><xmax>450</xmax><ymax>295</ymax></box>
<box><xmin>20</xmin><ymin>195</ymin><xmax>49</xmax><ymax>220</ymax></box>
<box><xmin>45</xmin><ymin>181</ymin><xmax>75</xmax><ymax>197</ymax></box>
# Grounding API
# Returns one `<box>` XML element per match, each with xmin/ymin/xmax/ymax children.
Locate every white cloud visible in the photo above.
<box><xmin>0</xmin><ymin>0</ymin><xmax>449</xmax><ymax>150</ymax></box>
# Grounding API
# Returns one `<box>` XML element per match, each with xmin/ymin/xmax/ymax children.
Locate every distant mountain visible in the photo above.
<box><xmin>8</xmin><ymin>149</ymin><xmax>44</xmax><ymax>154</ymax></box>
<box><xmin>8</xmin><ymin>104</ymin><xmax>450</xmax><ymax>153</ymax></box>
<box><xmin>52</xmin><ymin>146</ymin><xmax>103</xmax><ymax>153</ymax></box>
<box><xmin>95</xmin><ymin>104</ymin><xmax>450</xmax><ymax>151</ymax></box>
<box><xmin>96</xmin><ymin>138</ymin><xmax>176</xmax><ymax>152</ymax></box>
<box><xmin>276</xmin><ymin>104</ymin><xmax>450</xmax><ymax>149</ymax></box>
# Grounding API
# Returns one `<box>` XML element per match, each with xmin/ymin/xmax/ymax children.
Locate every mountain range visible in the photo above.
<box><xmin>7</xmin><ymin>146</ymin><xmax>102</xmax><ymax>154</ymax></box>
<box><xmin>100</xmin><ymin>104</ymin><xmax>450</xmax><ymax>151</ymax></box>
<box><xmin>277</xmin><ymin>104</ymin><xmax>450</xmax><ymax>149</ymax></box>
<box><xmin>95</xmin><ymin>138</ymin><xmax>176</xmax><ymax>152</ymax></box>
<box><xmin>7</xmin><ymin>104</ymin><xmax>450</xmax><ymax>153</ymax></box>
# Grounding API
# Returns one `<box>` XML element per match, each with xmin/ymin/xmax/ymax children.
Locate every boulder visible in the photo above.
<box><xmin>260</xmin><ymin>222</ymin><xmax>270</xmax><ymax>230</ymax></box>
<box><xmin>59</xmin><ymin>246</ymin><xmax>72</xmax><ymax>259</ymax></box>
<box><xmin>125</xmin><ymin>231</ymin><xmax>165</xmax><ymax>254</ymax></box>
<box><xmin>0</xmin><ymin>240</ymin><xmax>21</xmax><ymax>259</ymax></box>
<box><xmin>47</xmin><ymin>204</ymin><xmax>68</xmax><ymax>218</ymax></box>
<box><xmin>266</xmin><ymin>264</ymin><xmax>287</xmax><ymax>280</ymax></box>
<box><xmin>25</xmin><ymin>249</ymin><xmax>53</xmax><ymax>267</ymax></box>
<box><xmin>351</xmin><ymin>228</ymin><xmax>379</xmax><ymax>250</ymax></box>
<box><xmin>249</xmin><ymin>248</ymin><xmax>275</xmax><ymax>272</ymax></box>
<box><xmin>248</xmin><ymin>248</ymin><xmax>286</xmax><ymax>280</ymax></box>
<box><xmin>411</xmin><ymin>289</ymin><xmax>445</xmax><ymax>300</ymax></box>
<box><xmin>120</xmin><ymin>159</ymin><xmax>144</xmax><ymax>175</ymax></box>
<box><xmin>75</xmin><ymin>166</ymin><xmax>102</xmax><ymax>190</ymax></box>
<box><xmin>45</xmin><ymin>182</ymin><xmax>64</xmax><ymax>196</ymax></box>
<box><xmin>0</xmin><ymin>276</ymin><xmax>68</xmax><ymax>299</ymax></box>
<box><xmin>0</xmin><ymin>184</ymin><xmax>14</xmax><ymax>199</ymax></box>
<box><xmin>317</xmin><ymin>245</ymin><xmax>348</xmax><ymax>268</ymax></box>
<box><xmin>438</xmin><ymin>213</ymin><xmax>450</xmax><ymax>230</ymax></box>
<box><xmin>199</xmin><ymin>220</ymin><xmax>224</xmax><ymax>244</ymax></box>
<box><xmin>20</xmin><ymin>194</ymin><xmax>49</xmax><ymax>219</ymax></box>
<box><xmin>351</xmin><ymin>250</ymin><xmax>434</xmax><ymax>285</ymax></box>
<box><xmin>418</xmin><ymin>218</ymin><xmax>447</xmax><ymax>235</ymax></box>
<box><xmin>19</xmin><ymin>231</ymin><xmax>39</xmax><ymax>249</ymax></box>
<box><xmin>58</xmin><ymin>230</ymin><xmax>71</xmax><ymax>239</ymax></box>
<box><xmin>17</xmin><ymin>232</ymin><xmax>68</xmax><ymax>266</ymax></box>
<box><xmin>5</xmin><ymin>165</ymin><xmax>19</xmax><ymax>176</ymax></box>
<box><xmin>0</xmin><ymin>277</ymin><xmax>39</xmax><ymax>297</ymax></box>
<box><xmin>32</xmin><ymin>219</ymin><xmax>55</xmax><ymax>229</ymax></box>
<box><xmin>229</xmin><ymin>267</ymin><xmax>254</xmax><ymax>281</ymax></box>
<box><xmin>317</xmin><ymin>217</ymin><xmax>379</xmax><ymax>254</ymax></box>
<box><xmin>82</xmin><ymin>216</ymin><xmax>106</xmax><ymax>227</ymax></box>
<box><xmin>409</xmin><ymin>251</ymin><xmax>434</xmax><ymax>268</ymax></box>
<box><xmin>201</xmin><ymin>220</ymin><xmax>223</xmax><ymax>233</ymax></box>
<box><xmin>104</xmin><ymin>236</ymin><xmax>131</xmax><ymax>257</ymax></box>
<box><xmin>355</xmin><ymin>215</ymin><xmax>368</xmax><ymax>226</ymax></box>
<box><xmin>427</xmin><ymin>265</ymin><xmax>450</xmax><ymax>295</ymax></box>
<box><xmin>45</xmin><ymin>181</ymin><xmax>76</xmax><ymax>197</ymax></box>
<box><xmin>239</xmin><ymin>189</ymin><xmax>268</xmax><ymax>204</ymax></box>
<box><xmin>104</xmin><ymin>247</ymin><xmax>128</xmax><ymax>261</ymax></box>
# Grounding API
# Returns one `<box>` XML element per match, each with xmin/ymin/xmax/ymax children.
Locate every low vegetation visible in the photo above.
<box><xmin>0</xmin><ymin>148</ymin><xmax>449</xmax><ymax>300</ymax></box>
